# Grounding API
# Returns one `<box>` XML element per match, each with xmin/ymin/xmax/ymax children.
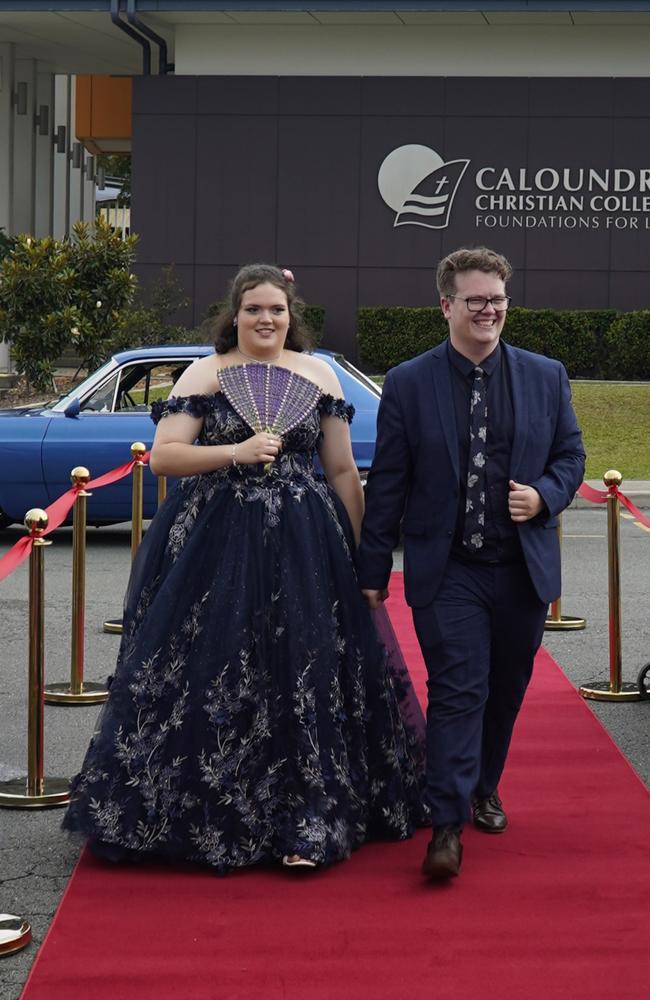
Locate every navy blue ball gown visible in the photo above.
<box><xmin>63</xmin><ymin>387</ymin><xmax>427</xmax><ymax>871</ymax></box>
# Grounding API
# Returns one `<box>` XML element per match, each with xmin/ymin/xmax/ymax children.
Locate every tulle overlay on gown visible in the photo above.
<box><xmin>63</xmin><ymin>390</ymin><xmax>428</xmax><ymax>871</ymax></box>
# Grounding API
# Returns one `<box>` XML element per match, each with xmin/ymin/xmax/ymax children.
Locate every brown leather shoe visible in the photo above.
<box><xmin>421</xmin><ymin>826</ymin><xmax>463</xmax><ymax>880</ymax></box>
<box><xmin>472</xmin><ymin>791</ymin><xmax>508</xmax><ymax>833</ymax></box>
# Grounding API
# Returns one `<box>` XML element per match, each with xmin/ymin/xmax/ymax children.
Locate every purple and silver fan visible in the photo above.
<box><xmin>219</xmin><ymin>364</ymin><xmax>322</xmax><ymax>460</ymax></box>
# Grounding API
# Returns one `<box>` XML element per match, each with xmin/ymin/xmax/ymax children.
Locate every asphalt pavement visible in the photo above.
<box><xmin>0</xmin><ymin>501</ymin><xmax>649</xmax><ymax>998</ymax></box>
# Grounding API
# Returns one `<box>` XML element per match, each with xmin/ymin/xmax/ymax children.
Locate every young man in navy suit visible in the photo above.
<box><xmin>358</xmin><ymin>247</ymin><xmax>585</xmax><ymax>880</ymax></box>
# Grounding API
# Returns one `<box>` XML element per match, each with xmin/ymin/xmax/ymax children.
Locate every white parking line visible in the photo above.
<box><xmin>564</xmin><ymin>534</ymin><xmax>604</xmax><ymax>538</ymax></box>
<box><xmin>620</xmin><ymin>511</ymin><xmax>650</xmax><ymax>534</ymax></box>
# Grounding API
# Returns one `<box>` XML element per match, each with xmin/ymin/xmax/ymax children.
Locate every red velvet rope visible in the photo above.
<box><xmin>577</xmin><ymin>481</ymin><xmax>650</xmax><ymax>529</ymax></box>
<box><xmin>1</xmin><ymin>466</ymin><xmax>645</xmax><ymax>583</ymax></box>
<box><xmin>576</xmin><ymin>482</ymin><xmax>607</xmax><ymax>504</ymax></box>
<box><xmin>0</xmin><ymin>452</ymin><xmax>150</xmax><ymax>583</ymax></box>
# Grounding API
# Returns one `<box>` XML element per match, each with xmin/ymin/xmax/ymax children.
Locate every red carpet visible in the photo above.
<box><xmin>22</xmin><ymin>574</ymin><xmax>650</xmax><ymax>1000</ymax></box>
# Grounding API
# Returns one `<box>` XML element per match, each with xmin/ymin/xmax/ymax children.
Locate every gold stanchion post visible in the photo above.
<box><xmin>157</xmin><ymin>474</ymin><xmax>167</xmax><ymax>508</ymax></box>
<box><xmin>0</xmin><ymin>915</ymin><xmax>32</xmax><ymax>957</ymax></box>
<box><xmin>130</xmin><ymin>442</ymin><xmax>146</xmax><ymax>560</ymax></box>
<box><xmin>103</xmin><ymin>442</ymin><xmax>147</xmax><ymax>635</ymax></box>
<box><xmin>544</xmin><ymin>513</ymin><xmax>586</xmax><ymax>631</ymax></box>
<box><xmin>44</xmin><ymin>468</ymin><xmax>108</xmax><ymax>705</ymax></box>
<box><xmin>0</xmin><ymin>510</ymin><xmax>71</xmax><ymax>808</ymax></box>
<box><xmin>580</xmin><ymin>470</ymin><xmax>643</xmax><ymax>702</ymax></box>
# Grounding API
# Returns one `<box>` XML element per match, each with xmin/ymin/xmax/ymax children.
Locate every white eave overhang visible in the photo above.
<box><xmin>2</xmin><ymin>3</ymin><xmax>650</xmax><ymax>75</ymax></box>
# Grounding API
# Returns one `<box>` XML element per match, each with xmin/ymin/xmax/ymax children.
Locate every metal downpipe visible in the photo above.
<box><xmin>127</xmin><ymin>0</ymin><xmax>173</xmax><ymax>75</ymax></box>
<box><xmin>110</xmin><ymin>0</ymin><xmax>151</xmax><ymax>76</ymax></box>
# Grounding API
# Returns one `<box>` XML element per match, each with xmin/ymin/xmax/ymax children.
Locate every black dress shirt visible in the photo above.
<box><xmin>447</xmin><ymin>340</ymin><xmax>524</xmax><ymax>565</ymax></box>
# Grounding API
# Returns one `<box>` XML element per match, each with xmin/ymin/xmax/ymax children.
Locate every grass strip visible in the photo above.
<box><xmin>572</xmin><ymin>382</ymin><xmax>650</xmax><ymax>481</ymax></box>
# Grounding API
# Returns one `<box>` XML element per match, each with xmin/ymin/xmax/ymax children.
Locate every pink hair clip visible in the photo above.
<box><xmin>281</xmin><ymin>268</ymin><xmax>295</xmax><ymax>284</ymax></box>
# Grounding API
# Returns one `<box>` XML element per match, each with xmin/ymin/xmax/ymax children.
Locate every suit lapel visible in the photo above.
<box><xmin>504</xmin><ymin>343</ymin><xmax>529</xmax><ymax>477</ymax></box>
<box><xmin>430</xmin><ymin>342</ymin><xmax>459</xmax><ymax>480</ymax></box>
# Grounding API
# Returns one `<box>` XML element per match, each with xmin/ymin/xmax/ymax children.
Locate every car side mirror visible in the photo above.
<box><xmin>64</xmin><ymin>398</ymin><xmax>81</xmax><ymax>418</ymax></box>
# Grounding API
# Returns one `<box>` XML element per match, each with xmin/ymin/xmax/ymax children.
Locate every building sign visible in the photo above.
<box><xmin>379</xmin><ymin>145</ymin><xmax>650</xmax><ymax>232</ymax></box>
<box><xmin>377</xmin><ymin>145</ymin><xmax>469</xmax><ymax>229</ymax></box>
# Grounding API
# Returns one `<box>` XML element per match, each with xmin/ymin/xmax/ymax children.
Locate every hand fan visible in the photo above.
<box><xmin>218</xmin><ymin>364</ymin><xmax>322</xmax><ymax>467</ymax></box>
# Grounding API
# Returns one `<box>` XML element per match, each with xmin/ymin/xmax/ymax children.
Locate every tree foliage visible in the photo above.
<box><xmin>0</xmin><ymin>218</ymin><xmax>138</xmax><ymax>390</ymax></box>
<box><xmin>0</xmin><ymin>228</ymin><xmax>14</xmax><ymax>261</ymax></box>
<box><xmin>97</xmin><ymin>153</ymin><xmax>131</xmax><ymax>207</ymax></box>
<box><xmin>107</xmin><ymin>265</ymin><xmax>195</xmax><ymax>352</ymax></box>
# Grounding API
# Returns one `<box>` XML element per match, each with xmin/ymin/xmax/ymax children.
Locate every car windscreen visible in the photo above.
<box><xmin>50</xmin><ymin>359</ymin><xmax>118</xmax><ymax>411</ymax></box>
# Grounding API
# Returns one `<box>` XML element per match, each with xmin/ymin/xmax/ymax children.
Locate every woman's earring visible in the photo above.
<box><xmin>233</xmin><ymin>317</ymin><xmax>238</xmax><ymax>327</ymax></box>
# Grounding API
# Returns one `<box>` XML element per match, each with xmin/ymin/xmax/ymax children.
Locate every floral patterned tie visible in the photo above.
<box><xmin>463</xmin><ymin>366</ymin><xmax>487</xmax><ymax>551</ymax></box>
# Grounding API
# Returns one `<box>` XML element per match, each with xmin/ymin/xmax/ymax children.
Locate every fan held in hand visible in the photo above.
<box><xmin>219</xmin><ymin>364</ymin><xmax>322</xmax><ymax>469</ymax></box>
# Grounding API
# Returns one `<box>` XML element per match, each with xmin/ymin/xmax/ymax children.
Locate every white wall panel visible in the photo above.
<box><xmin>176</xmin><ymin>25</ymin><xmax>650</xmax><ymax>77</ymax></box>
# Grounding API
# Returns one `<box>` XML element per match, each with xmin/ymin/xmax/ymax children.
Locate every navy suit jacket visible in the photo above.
<box><xmin>358</xmin><ymin>340</ymin><xmax>586</xmax><ymax>607</ymax></box>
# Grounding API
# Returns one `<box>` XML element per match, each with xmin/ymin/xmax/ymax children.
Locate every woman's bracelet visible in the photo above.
<box><xmin>231</xmin><ymin>444</ymin><xmax>238</xmax><ymax>468</ymax></box>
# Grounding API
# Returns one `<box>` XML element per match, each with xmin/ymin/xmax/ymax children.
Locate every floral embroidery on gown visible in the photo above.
<box><xmin>63</xmin><ymin>385</ymin><xmax>428</xmax><ymax>871</ymax></box>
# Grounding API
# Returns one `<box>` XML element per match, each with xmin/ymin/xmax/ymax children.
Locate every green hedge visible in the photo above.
<box><xmin>357</xmin><ymin>306</ymin><xmax>649</xmax><ymax>379</ymax></box>
<box><xmin>302</xmin><ymin>304</ymin><xmax>325</xmax><ymax>337</ymax></box>
<box><xmin>603</xmin><ymin>312</ymin><xmax>650</xmax><ymax>380</ymax></box>
<box><xmin>357</xmin><ymin>307</ymin><xmax>448</xmax><ymax>370</ymax></box>
<box><xmin>500</xmin><ymin>308</ymin><xmax>600</xmax><ymax>379</ymax></box>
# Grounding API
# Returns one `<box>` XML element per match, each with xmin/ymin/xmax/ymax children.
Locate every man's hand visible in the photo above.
<box><xmin>362</xmin><ymin>588</ymin><xmax>389</xmax><ymax>609</ymax></box>
<box><xmin>508</xmin><ymin>480</ymin><xmax>544</xmax><ymax>522</ymax></box>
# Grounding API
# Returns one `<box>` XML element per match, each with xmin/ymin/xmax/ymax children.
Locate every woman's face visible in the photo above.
<box><xmin>236</xmin><ymin>282</ymin><xmax>290</xmax><ymax>357</ymax></box>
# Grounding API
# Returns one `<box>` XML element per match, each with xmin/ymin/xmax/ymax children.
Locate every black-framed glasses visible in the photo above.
<box><xmin>447</xmin><ymin>295</ymin><xmax>511</xmax><ymax>313</ymax></box>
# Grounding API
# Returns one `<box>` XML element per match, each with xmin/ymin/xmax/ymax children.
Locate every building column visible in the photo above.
<box><xmin>83</xmin><ymin>163</ymin><xmax>96</xmax><ymax>224</ymax></box>
<box><xmin>52</xmin><ymin>75</ymin><xmax>71</xmax><ymax>238</ymax></box>
<box><xmin>0</xmin><ymin>43</ymin><xmax>15</xmax><ymax>373</ymax></box>
<box><xmin>68</xmin><ymin>76</ymin><xmax>83</xmax><ymax>227</ymax></box>
<box><xmin>34</xmin><ymin>69</ymin><xmax>55</xmax><ymax>237</ymax></box>
<box><xmin>0</xmin><ymin>68</ymin><xmax>96</xmax><ymax>374</ymax></box>
<box><xmin>0</xmin><ymin>43</ymin><xmax>15</xmax><ymax>235</ymax></box>
<box><xmin>12</xmin><ymin>58</ymin><xmax>37</xmax><ymax>235</ymax></box>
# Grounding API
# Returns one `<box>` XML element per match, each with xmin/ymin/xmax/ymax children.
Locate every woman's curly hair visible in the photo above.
<box><xmin>209</xmin><ymin>264</ymin><xmax>314</xmax><ymax>354</ymax></box>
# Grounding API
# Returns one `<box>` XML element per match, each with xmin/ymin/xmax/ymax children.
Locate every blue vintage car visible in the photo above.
<box><xmin>0</xmin><ymin>346</ymin><xmax>380</xmax><ymax>528</ymax></box>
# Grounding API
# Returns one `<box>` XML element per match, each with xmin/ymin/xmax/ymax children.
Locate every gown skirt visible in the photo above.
<box><xmin>63</xmin><ymin>391</ymin><xmax>427</xmax><ymax>871</ymax></box>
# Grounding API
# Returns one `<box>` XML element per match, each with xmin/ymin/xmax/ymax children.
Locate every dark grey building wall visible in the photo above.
<box><xmin>132</xmin><ymin>75</ymin><xmax>650</xmax><ymax>358</ymax></box>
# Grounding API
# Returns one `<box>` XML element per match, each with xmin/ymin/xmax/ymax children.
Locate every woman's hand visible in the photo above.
<box><xmin>234</xmin><ymin>432</ymin><xmax>282</xmax><ymax>466</ymax></box>
<box><xmin>362</xmin><ymin>588</ymin><xmax>389</xmax><ymax>609</ymax></box>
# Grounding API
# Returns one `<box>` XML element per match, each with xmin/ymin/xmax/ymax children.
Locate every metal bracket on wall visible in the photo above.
<box><xmin>34</xmin><ymin>104</ymin><xmax>49</xmax><ymax>136</ymax></box>
<box><xmin>13</xmin><ymin>81</ymin><xmax>28</xmax><ymax>116</ymax></box>
<box><xmin>53</xmin><ymin>124</ymin><xmax>66</xmax><ymax>154</ymax></box>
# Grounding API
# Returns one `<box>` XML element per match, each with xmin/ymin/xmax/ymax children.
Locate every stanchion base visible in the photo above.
<box><xmin>0</xmin><ymin>915</ymin><xmax>32</xmax><ymax>958</ymax></box>
<box><xmin>545</xmin><ymin>615</ymin><xmax>586</xmax><ymax>631</ymax></box>
<box><xmin>103</xmin><ymin>618</ymin><xmax>123</xmax><ymax>635</ymax></box>
<box><xmin>44</xmin><ymin>681</ymin><xmax>109</xmax><ymax>705</ymax></box>
<box><xmin>0</xmin><ymin>777</ymin><xmax>71</xmax><ymax>809</ymax></box>
<box><xmin>579</xmin><ymin>681</ymin><xmax>644</xmax><ymax>702</ymax></box>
